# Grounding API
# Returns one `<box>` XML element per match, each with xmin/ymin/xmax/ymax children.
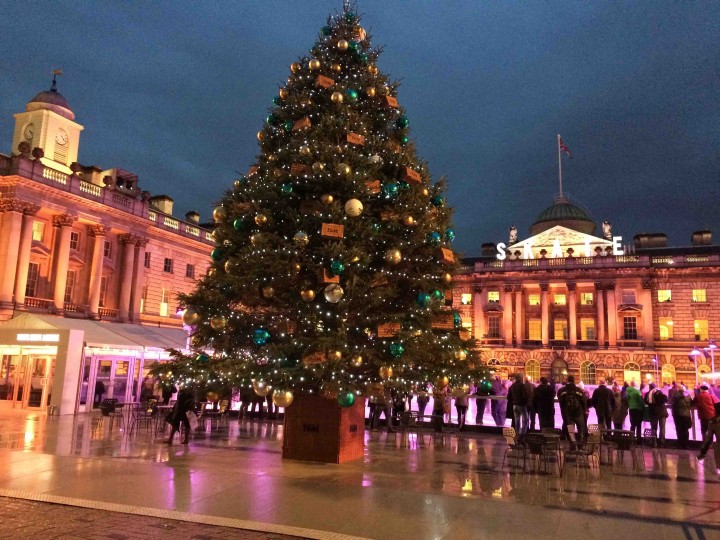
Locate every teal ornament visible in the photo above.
<box><xmin>431</xmin><ymin>289</ymin><xmax>445</xmax><ymax>302</ymax></box>
<box><xmin>396</xmin><ymin>116</ymin><xmax>410</xmax><ymax>128</ymax></box>
<box><xmin>321</xmin><ymin>26</ymin><xmax>332</xmax><ymax>36</ymax></box>
<box><xmin>400</xmin><ymin>135</ymin><xmax>409</xmax><ymax>146</ymax></box>
<box><xmin>266</xmin><ymin>114</ymin><xmax>278</xmax><ymax>125</ymax></box>
<box><xmin>357</xmin><ymin>52</ymin><xmax>369</xmax><ymax>64</ymax></box>
<box><xmin>480</xmin><ymin>380</ymin><xmax>493</xmax><ymax>393</ymax></box>
<box><xmin>453</xmin><ymin>311</ymin><xmax>462</xmax><ymax>328</ymax></box>
<box><xmin>348</xmin><ymin>40</ymin><xmax>359</xmax><ymax>51</ymax></box>
<box><xmin>444</xmin><ymin>228</ymin><xmax>456</xmax><ymax>243</ymax></box>
<box><xmin>431</xmin><ymin>195</ymin><xmax>445</xmax><ymax>207</ymax></box>
<box><xmin>338</xmin><ymin>391</ymin><xmax>356</xmax><ymax>408</ymax></box>
<box><xmin>197</xmin><ymin>353</ymin><xmax>210</xmax><ymax>363</ymax></box>
<box><xmin>345</xmin><ymin>11</ymin><xmax>357</xmax><ymax>22</ymax></box>
<box><xmin>210</xmin><ymin>248</ymin><xmax>224</xmax><ymax>262</ymax></box>
<box><xmin>345</xmin><ymin>88</ymin><xmax>359</xmax><ymax>102</ymax></box>
<box><xmin>232</xmin><ymin>218</ymin><xmax>244</xmax><ymax>230</ymax></box>
<box><xmin>234</xmin><ymin>175</ymin><xmax>247</xmax><ymax>185</ymax></box>
<box><xmin>370</xmin><ymin>222</ymin><xmax>381</xmax><ymax>233</ymax></box>
<box><xmin>416</xmin><ymin>292</ymin><xmax>431</xmax><ymax>308</ymax></box>
<box><xmin>398</xmin><ymin>180</ymin><xmax>410</xmax><ymax>191</ymax></box>
<box><xmin>253</xmin><ymin>328</ymin><xmax>271</xmax><ymax>346</ymax></box>
<box><xmin>427</xmin><ymin>231</ymin><xmax>442</xmax><ymax>246</ymax></box>
<box><xmin>382</xmin><ymin>182</ymin><xmax>399</xmax><ymax>199</ymax></box>
<box><xmin>281</xmin><ymin>183</ymin><xmax>294</xmax><ymax>195</ymax></box>
<box><xmin>283</xmin><ymin>120</ymin><xmax>293</xmax><ymax>132</ymax></box>
<box><xmin>389</xmin><ymin>342</ymin><xmax>405</xmax><ymax>357</ymax></box>
<box><xmin>330</xmin><ymin>260</ymin><xmax>345</xmax><ymax>275</ymax></box>
<box><xmin>273</xmin><ymin>95</ymin><xmax>281</xmax><ymax>105</ymax></box>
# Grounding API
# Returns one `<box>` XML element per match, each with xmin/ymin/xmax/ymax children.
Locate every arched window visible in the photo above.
<box><xmin>525</xmin><ymin>360</ymin><xmax>541</xmax><ymax>383</ymax></box>
<box><xmin>551</xmin><ymin>359</ymin><xmax>568</xmax><ymax>383</ymax></box>
<box><xmin>580</xmin><ymin>361</ymin><xmax>597</xmax><ymax>385</ymax></box>
<box><xmin>699</xmin><ymin>364</ymin><xmax>711</xmax><ymax>375</ymax></box>
<box><xmin>661</xmin><ymin>364</ymin><xmax>676</xmax><ymax>385</ymax></box>
<box><xmin>623</xmin><ymin>361</ymin><xmax>641</xmax><ymax>384</ymax></box>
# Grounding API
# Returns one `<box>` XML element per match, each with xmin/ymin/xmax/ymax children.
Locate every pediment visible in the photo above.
<box><xmin>31</xmin><ymin>241</ymin><xmax>52</xmax><ymax>258</ymax></box>
<box><xmin>507</xmin><ymin>225</ymin><xmax>613</xmax><ymax>258</ymax></box>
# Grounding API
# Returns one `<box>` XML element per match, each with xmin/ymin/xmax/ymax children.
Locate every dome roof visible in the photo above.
<box><xmin>530</xmin><ymin>199</ymin><xmax>596</xmax><ymax>235</ymax></box>
<box><xmin>26</xmin><ymin>89</ymin><xmax>75</xmax><ymax>120</ymax></box>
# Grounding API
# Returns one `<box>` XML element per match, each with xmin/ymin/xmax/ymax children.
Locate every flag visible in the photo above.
<box><xmin>559</xmin><ymin>136</ymin><xmax>572</xmax><ymax>158</ymax></box>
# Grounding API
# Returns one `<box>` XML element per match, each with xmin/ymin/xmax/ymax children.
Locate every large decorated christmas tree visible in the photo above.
<box><xmin>162</xmin><ymin>2</ymin><xmax>484</xmax><ymax>408</ymax></box>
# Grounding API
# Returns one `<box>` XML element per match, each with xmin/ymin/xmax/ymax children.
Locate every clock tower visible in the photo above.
<box><xmin>12</xmin><ymin>73</ymin><xmax>84</xmax><ymax>174</ymax></box>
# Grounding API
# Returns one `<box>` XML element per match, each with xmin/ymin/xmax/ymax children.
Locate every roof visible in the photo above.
<box><xmin>0</xmin><ymin>314</ymin><xmax>188</xmax><ymax>351</ymax></box>
<box><xmin>27</xmin><ymin>89</ymin><xmax>75</xmax><ymax>120</ymax></box>
<box><xmin>534</xmin><ymin>201</ymin><xmax>593</xmax><ymax>225</ymax></box>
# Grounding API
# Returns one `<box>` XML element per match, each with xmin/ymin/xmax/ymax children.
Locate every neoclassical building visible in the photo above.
<box><xmin>454</xmin><ymin>197</ymin><xmax>720</xmax><ymax>387</ymax></box>
<box><xmin>0</xmin><ymin>78</ymin><xmax>212</xmax><ymax>414</ymax></box>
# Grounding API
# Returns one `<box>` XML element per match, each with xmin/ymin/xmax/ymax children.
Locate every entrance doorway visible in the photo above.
<box><xmin>0</xmin><ymin>354</ymin><xmax>54</xmax><ymax>410</ymax></box>
<box><xmin>96</xmin><ymin>358</ymin><xmax>133</xmax><ymax>402</ymax></box>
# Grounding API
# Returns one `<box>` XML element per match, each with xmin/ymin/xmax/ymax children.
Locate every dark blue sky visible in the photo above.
<box><xmin>1</xmin><ymin>1</ymin><xmax>718</xmax><ymax>254</ymax></box>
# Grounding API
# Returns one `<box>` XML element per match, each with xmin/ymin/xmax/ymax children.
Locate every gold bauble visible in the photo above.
<box><xmin>366</xmin><ymin>86</ymin><xmax>377</xmax><ymax>98</ymax></box>
<box><xmin>323</xmin><ymin>283</ymin><xmax>344</xmax><ymax>303</ymax></box>
<box><xmin>309</xmin><ymin>58</ymin><xmax>321</xmax><ymax>70</ymax></box>
<box><xmin>442</xmin><ymin>272</ymin><xmax>453</xmax><ymax>284</ymax></box>
<box><xmin>261</xmin><ymin>286</ymin><xmax>275</xmax><ymax>299</ymax></box>
<box><xmin>279</xmin><ymin>88</ymin><xmax>289</xmax><ymax>99</ymax></box>
<box><xmin>337</xmin><ymin>39</ymin><xmax>349</xmax><ymax>51</ymax></box>
<box><xmin>403</xmin><ymin>216</ymin><xmax>415</xmax><ymax>227</ymax></box>
<box><xmin>255</xmin><ymin>214</ymin><xmax>268</xmax><ymax>226</ymax></box>
<box><xmin>350</xmin><ymin>355</ymin><xmax>363</xmax><ymax>368</ymax></box>
<box><xmin>331</xmin><ymin>91</ymin><xmax>344</xmax><ymax>104</ymax></box>
<box><xmin>207</xmin><ymin>267</ymin><xmax>218</xmax><ymax>278</ymax></box>
<box><xmin>331</xmin><ymin>63</ymin><xmax>342</xmax><ymax>73</ymax></box>
<box><xmin>213</xmin><ymin>205</ymin><xmax>227</xmax><ymax>223</ymax></box>
<box><xmin>267</xmin><ymin>153</ymin><xmax>277</xmax><ymax>162</ymax></box>
<box><xmin>367</xmin><ymin>65</ymin><xmax>378</xmax><ymax>75</ymax></box>
<box><xmin>422</xmin><ymin>188</ymin><xmax>430</xmax><ymax>197</ymax></box>
<box><xmin>299</xmin><ymin>145</ymin><xmax>311</xmax><ymax>155</ymax></box>
<box><xmin>210</xmin><ymin>315</ymin><xmax>227</xmax><ymax>331</ymax></box>
<box><xmin>333</xmin><ymin>145</ymin><xmax>344</xmax><ymax>154</ymax></box>
<box><xmin>252</xmin><ymin>380</ymin><xmax>272</xmax><ymax>397</ymax></box>
<box><xmin>454</xmin><ymin>349</ymin><xmax>468</xmax><ymax>361</ymax></box>
<box><xmin>290</xmin><ymin>261</ymin><xmax>302</xmax><ymax>273</ymax></box>
<box><xmin>293</xmin><ymin>231</ymin><xmax>309</xmax><ymax>247</ymax></box>
<box><xmin>257</xmin><ymin>131</ymin><xmax>264</xmax><ymax>142</ymax></box>
<box><xmin>290</xmin><ymin>62</ymin><xmax>302</xmax><ymax>73</ymax></box>
<box><xmin>437</xmin><ymin>376</ymin><xmax>450</xmax><ymax>388</ymax></box>
<box><xmin>300</xmin><ymin>288</ymin><xmax>316</xmax><ymax>302</ymax></box>
<box><xmin>312</xmin><ymin>161</ymin><xmax>325</xmax><ymax>173</ymax></box>
<box><xmin>272</xmin><ymin>390</ymin><xmax>294</xmax><ymax>408</ymax></box>
<box><xmin>337</xmin><ymin>163</ymin><xmax>351</xmax><ymax>176</ymax></box>
<box><xmin>300</xmin><ymin>98</ymin><xmax>312</xmax><ymax>108</ymax></box>
<box><xmin>320</xmin><ymin>193</ymin><xmax>334</xmax><ymax>205</ymax></box>
<box><xmin>379</xmin><ymin>366</ymin><xmax>393</xmax><ymax>380</ymax></box>
<box><xmin>384</xmin><ymin>248</ymin><xmax>402</xmax><ymax>265</ymax></box>
<box><xmin>224</xmin><ymin>258</ymin><xmax>240</xmax><ymax>274</ymax></box>
<box><xmin>182</xmin><ymin>308</ymin><xmax>200</xmax><ymax>326</ymax></box>
<box><xmin>354</xmin><ymin>27</ymin><xmax>367</xmax><ymax>41</ymax></box>
<box><xmin>234</xmin><ymin>179</ymin><xmax>242</xmax><ymax>189</ymax></box>
<box><xmin>272</xmin><ymin>168</ymin><xmax>283</xmax><ymax>179</ymax></box>
<box><xmin>328</xmin><ymin>350</ymin><xmax>343</xmax><ymax>361</ymax></box>
<box><xmin>250</xmin><ymin>234</ymin><xmax>260</xmax><ymax>245</ymax></box>
<box><xmin>191</xmin><ymin>334</ymin><xmax>203</xmax><ymax>348</ymax></box>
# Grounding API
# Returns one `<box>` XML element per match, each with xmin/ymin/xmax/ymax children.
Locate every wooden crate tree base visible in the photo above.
<box><xmin>282</xmin><ymin>394</ymin><xmax>366</xmax><ymax>464</ymax></box>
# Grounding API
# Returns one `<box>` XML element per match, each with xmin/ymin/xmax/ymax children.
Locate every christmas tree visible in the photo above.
<box><xmin>162</xmin><ymin>2</ymin><xmax>485</xmax><ymax>407</ymax></box>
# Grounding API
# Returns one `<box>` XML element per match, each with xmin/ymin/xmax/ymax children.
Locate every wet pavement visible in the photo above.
<box><xmin>0</xmin><ymin>409</ymin><xmax>719</xmax><ymax>539</ymax></box>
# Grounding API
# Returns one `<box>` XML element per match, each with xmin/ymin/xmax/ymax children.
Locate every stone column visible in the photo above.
<box><xmin>503</xmin><ymin>284</ymin><xmax>513</xmax><ymax>346</ymax></box>
<box><xmin>595</xmin><ymin>283</ymin><xmax>606</xmax><ymax>347</ymax></box>
<box><xmin>640</xmin><ymin>279</ymin><xmax>654</xmax><ymax>348</ymax></box>
<box><xmin>568</xmin><ymin>282</ymin><xmax>577</xmax><ymax>347</ymax></box>
<box><xmin>52</xmin><ymin>214</ymin><xmax>78</xmax><ymax>312</ymax></box>
<box><xmin>606</xmin><ymin>282</ymin><xmax>618</xmax><ymax>347</ymax></box>
<box><xmin>540</xmin><ymin>283</ymin><xmax>550</xmax><ymax>347</ymax></box>
<box><xmin>130</xmin><ymin>237</ymin><xmax>149</xmax><ymax>321</ymax></box>
<box><xmin>13</xmin><ymin>203</ymin><xmax>41</xmax><ymax>307</ymax></box>
<box><xmin>87</xmin><ymin>225</ymin><xmax>109</xmax><ymax>318</ymax></box>
<box><xmin>473</xmin><ymin>286</ymin><xmax>485</xmax><ymax>341</ymax></box>
<box><xmin>118</xmin><ymin>234</ymin><xmax>137</xmax><ymax>322</ymax></box>
<box><xmin>514</xmin><ymin>285</ymin><xmax>523</xmax><ymax>346</ymax></box>
<box><xmin>0</xmin><ymin>199</ymin><xmax>28</xmax><ymax>308</ymax></box>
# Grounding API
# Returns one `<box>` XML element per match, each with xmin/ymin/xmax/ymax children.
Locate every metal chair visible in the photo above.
<box><xmin>99</xmin><ymin>398</ymin><xmax>123</xmax><ymax>430</ymax></box>
<box><xmin>564</xmin><ymin>429</ymin><xmax>601</xmax><ymax>474</ymax></box>
<box><xmin>502</xmin><ymin>427</ymin><xmax>527</xmax><ymax>472</ymax></box>
<box><xmin>611</xmin><ymin>430</ymin><xmax>643</xmax><ymax>470</ymax></box>
<box><xmin>129</xmin><ymin>400</ymin><xmax>157</xmax><ymax>434</ymax></box>
<box><xmin>525</xmin><ymin>433</ymin><xmax>562</xmax><ymax>476</ymax></box>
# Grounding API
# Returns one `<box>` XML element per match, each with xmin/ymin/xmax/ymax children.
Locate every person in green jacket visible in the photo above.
<box><xmin>626</xmin><ymin>381</ymin><xmax>645</xmax><ymax>443</ymax></box>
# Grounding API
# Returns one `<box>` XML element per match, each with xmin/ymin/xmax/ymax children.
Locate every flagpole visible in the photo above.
<box><xmin>557</xmin><ymin>133</ymin><xmax>563</xmax><ymax>199</ymax></box>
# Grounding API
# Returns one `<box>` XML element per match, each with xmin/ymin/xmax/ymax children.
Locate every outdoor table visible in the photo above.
<box><xmin>154</xmin><ymin>404</ymin><xmax>173</xmax><ymax>432</ymax></box>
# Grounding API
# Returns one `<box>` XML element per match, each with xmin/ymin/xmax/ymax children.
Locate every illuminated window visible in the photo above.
<box><xmin>624</xmin><ymin>361</ymin><xmax>641</xmax><ymax>384</ymax></box>
<box><xmin>525</xmin><ymin>360</ymin><xmax>541</xmax><ymax>382</ymax></box>
<box><xmin>104</xmin><ymin>241</ymin><xmax>113</xmax><ymax>259</ymax></box>
<box><xmin>160</xmin><ymin>289</ymin><xmax>169</xmax><ymax>317</ymax></box>
<box><xmin>461</xmin><ymin>293</ymin><xmax>473</xmax><ymax>305</ymax></box>
<box><xmin>621</xmin><ymin>289</ymin><xmax>636</xmax><ymax>304</ymax></box>
<box><xmin>657</xmin><ymin>290</ymin><xmax>672</xmax><ymax>303</ymax></box>
<box><xmin>139</xmin><ymin>285</ymin><xmax>147</xmax><ymax>314</ymax></box>
<box><xmin>580</xmin><ymin>318</ymin><xmax>596</xmax><ymax>340</ymax></box>
<box><xmin>528</xmin><ymin>319</ymin><xmax>541</xmax><ymax>340</ymax></box>
<box><xmin>32</xmin><ymin>221</ymin><xmax>45</xmax><ymax>242</ymax></box>
<box><xmin>487</xmin><ymin>317</ymin><xmax>500</xmax><ymax>338</ymax></box>
<box><xmin>692</xmin><ymin>289</ymin><xmax>707</xmax><ymax>303</ymax></box>
<box><xmin>623</xmin><ymin>316</ymin><xmax>638</xmax><ymax>340</ymax></box>
<box><xmin>553</xmin><ymin>319</ymin><xmax>568</xmax><ymax>340</ymax></box>
<box><xmin>487</xmin><ymin>291</ymin><xmax>500</xmax><ymax>303</ymax></box>
<box><xmin>580</xmin><ymin>361</ymin><xmax>597</xmax><ymax>385</ymax></box>
<box><xmin>551</xmin><ymin>359</ymin><xmax>568</xmax><ymax>382</ymax></box>
<box><xmin>580</xmin><ymin>292</ymin><xmax>594</xmax><ymax>305</ymax></box>
<box><xmin>69</xmin><ymin>231</ymin><xmax>80</xmax><ymax>251</ymax></box>
<box><xmin>659</xmin><ymin>317</ymin><xmax>673</xmax><ymax>340</ymax></box>
<box><xmin>64</xmin><ymin>270</ymin><xmax>76</xmax><ymax>303</ymax></box>
<box><xmin>661</xmin><ymin>364</ymin><xmax>676</xmax><ymax>385</ymax></box>
<box><xmin>528</xmin><ymin>294</ymin><xmax>540</xmax><ymax>306</ymax></box>
<box><xmin>695</xmin><ymin>320</ymin><xmax>709</xmax><ymax>341</ymax></box>
<box><xmin>99</xmin><ymin>277</ymin><xmax>107</xmax><ymax>307</ymax></box>
<box><xmin>554</xmin><ymin>293</ymin><xmax>566</xmax><ymax>306</ymax></box>
<box><xmin>25</xmin><ymin>262</ymin><xmax>40</xmax><ymax>298</ymax></box>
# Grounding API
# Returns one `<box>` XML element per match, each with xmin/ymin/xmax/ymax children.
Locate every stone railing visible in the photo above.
<box><xmin>475</xmin><ymin>253</ymin><xmax>720</xmax><ymax>272</ymax></box>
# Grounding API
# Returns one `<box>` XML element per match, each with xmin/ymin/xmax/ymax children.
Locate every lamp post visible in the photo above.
<box><xmin>706</xmin><ymin>338</ymin><xmax>717</xmax><ymax>374</ymax></box>
<box><xmin>689</xmin><ymin>347</ymin><xmax>703</xmax><ymax>387</ymax></box>
<box><xmin>652</xmin><ymin>355</ymin><xmax>659</xmax><ymax>383</ymax></box>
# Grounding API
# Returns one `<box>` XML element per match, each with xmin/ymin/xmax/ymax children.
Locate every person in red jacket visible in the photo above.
<box><xmin>694</xmin><ymin>384</ymin><xmax>718</xmax><ymax>439</ymax></box>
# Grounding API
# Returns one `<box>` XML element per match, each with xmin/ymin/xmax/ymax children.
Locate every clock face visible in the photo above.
<box><xmin>23</xmin><ymin>123</ymin><xmax>34</xmax><ymax>140</ymax></box>
<box><xmin>55</xmin><ymin>128</ymin><xmax>68</xmax><ymax>145</ymax></box>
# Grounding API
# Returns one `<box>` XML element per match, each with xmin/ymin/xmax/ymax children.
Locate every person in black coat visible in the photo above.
<box><xmin>166</xmin><ymin>387</ymin><xmax>194</xmax><ymax>445</ymax></box>
<box><xmin>591</xmin><ymin>379</ymin><xmax>615</xmax><ymax>429</ymax></box>
<box><xmin>533</xmin><ymin>377</ymin><xmax>556</xmax><ymax>429</ymax></box>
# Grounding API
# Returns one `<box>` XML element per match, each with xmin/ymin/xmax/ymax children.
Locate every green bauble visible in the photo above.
<box><xmin>357</xmin><ymin>52</ymin><xmax>369</xmax><ymax>63</ymax></box>
<box><xmin>370</xmin><ymin>222</ymin><xmax>381</xmax><ymax>233</ymax></box>
<box><xmin>382</xmin><ymin>182</ymin><xmax>399</xmax><ymax>199</ymax></box>
<box><xmin>398</xmin><ymin>180</ymin><xmax>410</xmax><ymax>191</ymax></box>
<box><xmin>453</xmin><ymin>311</ymin><xmax>462</xmax><ymax>328</ymax></box>
<box><xmin>431</xmin><ymin>195</ymin><xmax>445</xmax><ymax>207</ymax></box>
<box><xmin>345</xmin><ymin>11</ymin><xmax>356</xmax><ymax>21</ymax></box>
<box><xmin>210</xmin><ymin>248</ymin><xmax>224</xmax><ymax>262</ymax></box>
<box><xmin>232</xmin><ymin>218</ymin><xmax>244</xmax><ymax>230</ymax></box>
<box><xmin>400</xmin><ymin>135</ymin><xmax>409</xmax><ymax>146</ymax></box>
<box><xmin>330</xmin><ymin>260</ymin><xmax>345</xmax><ymax>275</ymax></box>
<box><xmin>416</xmin><ymin>292</ymin><xmax>431</xmax><ymax>308</ymax></box>
<box><xmin>431</xmin><ymin>289</ymin><xmax>444</xmax><ymax>302</ymax></box>
<box><xmin>480</xmin><ymin>380</ymin><xmax>493</xmax><ymax>393</ymax></box>
<box><xmin>426</xmin><ymin>231</ymin><xmax>442</xmax><ymax>246</ymax></box>
<box><xmin>345</xmin><ymin>88</ymin><xmax>359</xmax><ymax>102</ymax></box>
<box><xmin>348</xmin><ymin>40</ymin><xmax>359</xmax><ymax>51</ymax></box>
<box><xmin>338</xmin><ymin>391</ymin><xmax>356</xmax><ymax>408</ymax></box>
<box><xmin>283</xmin><ymin>120</ymin><xmax>293</xmax><ymax>132</ymax></box>
<box><xmin>396</xmin><ymin>116</ymin><xmax>410</xmax><ymax>128</ymax></box>
<box><xmin>321</xmin><ymin>26</ymin><xmax>332</xmax><ymax>36</ymax></box>
<box><xmin>266</xmin><ymin>113</ymin><xmax>278</xmax><ymax>125</ymax></box>
<box><xmin>389</xmin><ymin>342</ymin><xmax>405</xmax><ymax>357</ymax></box>
<box><xmin>281</xmin><ymin>182</ymin><xmax>294</xmax><ymax>195</ymax></box>
<box><xmin>273</xmin><ymin>95</ymin><xmax>281</xmax><ymax>105</ymax></box>
<box><xmin>197</xmin><ymin>353</ymin><xmax>210</xmax><ymax>363</ymax></box>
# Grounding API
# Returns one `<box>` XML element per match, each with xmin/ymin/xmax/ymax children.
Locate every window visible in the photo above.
<box><xmin>553</xmin><ymin>293</ymin><xmax>566</xmax><ymax>306</ymax></box>
<box><xmin>525</xmin><ymin>360</ymin><xmax>541</xmax><ymax>383</ymax></box>
<box><xmin>163</xmin><ymin>258</ymin><xmax>173</xmax><ymax>273</ymax></box>
<box><xmin>528</xmin><ymin>293</ymin><xmax>540</xmax><ymax>306</ymax></box>
<box><xmin>487</xmin><ymin>317</ymin><xmax>500</xmax><ymax>338</ymax></box>
<box><xmin>695</xmin><ymin>319</ymin><xmax>709</xmax><ymax>341</ymax></box>
<box><xmin>553</xmin><ymin>319</ymin><xmax>568</xmax><ymax>340</ymax></box>
<box><xmin>623</xmin><ymin>361</ymin><xmax>641</xmax><ymax>385</ymax></box>
<box><xmin>25</xmin><ymin>262</ymin><xmax>40</xmax><ymax>298</ymax></box>
<box><xmin>528</xmin><ymin>319</ymin><xmax>541</xmax><ymax>340</ymax></box>
<box><xmin>139</xmin><ymin>285</ymin><xmax>148</xmax><ymax>314</ymax></box>
<box><xmin>160</xmin><ymin>289</ymin><xmax>169</xmax><ymax>317</ymax></box>
<box><xmin>99</xmin><ymin>277</ymin><xmax>108</xmax><ymax>307</ymax></box>
<box><xmin>144</xmin><ymin>252</ymin><xmax>151</xmax><ymax>269</ymax></box>
<box><xmin>104</xmin><ymin>241</ymin><xmax>112</xmax><ymax>259</ymax></box>
<box><xmin>487</xmin><ymin>291</ymin><xmax>500</xmax><ymax>303</ymax></box>
<box><xmin>692</xmin><ymin>289</ymin><xmax>707</xmax><ymax>303</ymax></box>
<box><xmin>661</xmin><ymin>364</ymin><xmax>676</xmax><ymax>385</ymax></box>
<box><xmin>580</xmin><ymin>318</ymin><xmax>596</xmax><ymax>340</ymax></box>
<box><xmin>551</xmin><ymin>359</ymin><xmax>568</xmax><ymax>383</ymax></box>
<box><xmin>69</xmin><ymin>231</ymin><xmax>80</xmax><ymax>251</ymax></box>
<box><xmin>64</xmin><ymin>270</ymin><xmax>76</xmax><ymax>303</ymax></box>
<box><xmin>623</xmin><ymin>316</ymin><xmax>638</xmax><ymax>340</ymax></box>
<box><xmin>657</xmin><ymin>289</ymin><xmax>672</xmax><ymax>303</ymax></box>
<box><xmin>580</xmin><ymin>292</ymin><xmax>594</xmax><ymax>305</ymax></box>
<box><xmin>32</xmin><ymin>221</ymin><xmax>45</xmax><ymax>242</ymax></box>
<box><xmin>621</xmin><ymin>289</ymin><xmax>636</xmax><ymax>304</ymax></box>
<box><xmin>659</xmin><ymin>317</ymin><xmax>673</xmax><ymax>340</ymax></box>
<box><xmin>460</xmin><ymin>293</ymin><xmax>472</xmax><ymax>305</ymax></box>
<box><xmin>580</xmin><ymin>361</ymin><xmax>597</xmax><ymax>385</ymax></box>
<box><xmin>186</xmin><ymin>264</ymin><xmax>195</xmax><ymax>279</ymax></box>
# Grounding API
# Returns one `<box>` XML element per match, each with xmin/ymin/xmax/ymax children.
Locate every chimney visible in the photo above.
<box><xmin>481</xmin><ymin>243</ymin><xmax>496</xmax><ymax>257</ymax></box>
<box><xmin>633</xmin><ymin>233</ymin><xmax>667</xmax><ymax>249</ymax></box>
<box><xmin>691</xmin><ymin>230</ymin><xmax>712</xmax><ymax>246</ymax></box>
<box><xmin>148</xmin><ymin>195</ymin><xmax>174</xmax><ymax>215</ymax></box>
<box><xmin>185</xmin><ymin>211</ymin><xmax>200</xmax><ymax>224</ymax></box>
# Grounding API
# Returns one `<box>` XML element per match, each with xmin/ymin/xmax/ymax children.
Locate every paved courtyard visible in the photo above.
<box><xmin>0</xmin><ymin>409</ymin><xmax>718</xmax><ymax>539</ymax></box>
